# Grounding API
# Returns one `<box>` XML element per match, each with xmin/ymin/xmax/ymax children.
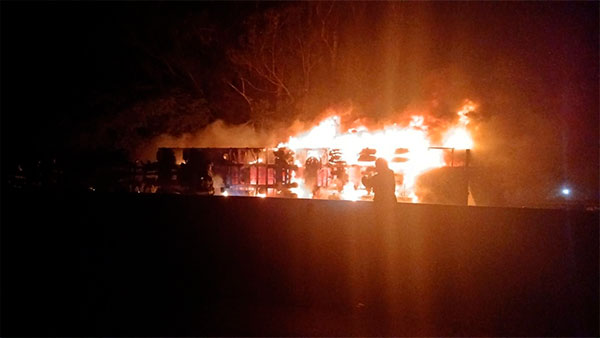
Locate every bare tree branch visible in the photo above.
<box><xmin>227</xmin><ymin>78</ymin><xmax>252</xmax><ymax>110</ymax></box>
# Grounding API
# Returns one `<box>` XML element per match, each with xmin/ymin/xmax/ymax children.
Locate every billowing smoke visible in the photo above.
<box><xmin>140</xmin><ymin>120</ymin><xmax>281</xmax><ymax>160</ymax></box>
<box><xmin>137</xmin><ymin>114</ymin><xmax>349</xmax><ymax>162</ymax></box>
<box><xmin>469</xmin><ymin>102</ymin><xmax>564</xmax><ymax>207</ymax></box>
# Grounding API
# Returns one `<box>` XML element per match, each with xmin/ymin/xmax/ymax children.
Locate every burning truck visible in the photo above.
<box><xmin>154</xmin><ymin>101</ymin><xmax>477</xmax><ymax>204</ymax></box>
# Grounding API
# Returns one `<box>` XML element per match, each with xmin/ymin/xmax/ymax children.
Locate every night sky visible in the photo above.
<box><xmin>1</xmin><ymin>1</ymin><xmax>598</xmax><ymax>203</ymax></box>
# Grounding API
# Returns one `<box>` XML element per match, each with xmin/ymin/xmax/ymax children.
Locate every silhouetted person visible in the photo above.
<box><xmin>304</xmin><ymin>157</ymin><xmax>321</xmax><ymax>197</ymax></box>
<box><xmin>362</xmin><ymin>158</ymin><xmax>396</xmax><ymax>203</ymax></box>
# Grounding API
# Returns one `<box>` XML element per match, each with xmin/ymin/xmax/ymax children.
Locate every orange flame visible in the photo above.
<box><xmin>442</xmin><ymin>100</ymin><xmax>476</xmax><ymax>150</ymax></box>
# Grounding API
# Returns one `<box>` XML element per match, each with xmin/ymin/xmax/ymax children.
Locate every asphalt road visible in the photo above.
<box><xmin>2</xmin><ymin>192</ymin><xmax>598</xmax><ymax>336</ymax></box>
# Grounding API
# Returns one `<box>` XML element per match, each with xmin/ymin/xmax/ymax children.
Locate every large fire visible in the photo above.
<box><xmin>276</xmin><ymin>100</ymin><xmax>476</xmax><ymax>202</ymax></box>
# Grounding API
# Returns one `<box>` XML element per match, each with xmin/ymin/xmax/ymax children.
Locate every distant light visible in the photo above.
<box><xmin>561</xmin><ymin>188</ymin><xmax>570</xmax><ymax>196</ymax></box>
<box><xmin>223</xmin><ymin>191</ymin><xmax>229</xmax><ymax>197</ymax></box>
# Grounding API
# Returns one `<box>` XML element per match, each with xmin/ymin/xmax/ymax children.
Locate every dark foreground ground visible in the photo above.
<box><xmin>2</xmin><ymin>192</ymin><xmax>598</xmax><ymax>336</ymax></box>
